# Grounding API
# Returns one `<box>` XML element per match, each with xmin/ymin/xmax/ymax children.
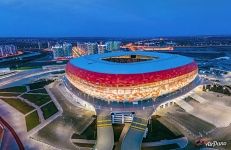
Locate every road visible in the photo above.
<box><xmin>0</xmin><ymin>66</ymin><xmax>65</xmax><ymax>88</ymax></box>
<box><xmin>94</xmin><ymin>114</ymin><xmax>114</xmax><ymax>150</ymax></box>
<box><xmin>115</xmin><ymin>123</ymin><xmax>130</xmax><ymax>150</ymax></box>
<box><xmin>121</xmin><ymin>117</ymin><xmax>148</xmax><ymax>150</ymax></box>
<box><xmin>0</xmin><ymin>117</ymin><xmax>24</xmax><ymax>150</ymax></box>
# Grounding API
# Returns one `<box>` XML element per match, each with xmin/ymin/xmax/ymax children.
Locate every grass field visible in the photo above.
<box><xmin>21</xmin><ymin>94</ymin><xmax>51</xmax><ymax>106</ymax></box>
<box><xmin>72</xmin><ymin>119</ymin><xmax>97</xmax><ymax>140</ymax></box>
<box><xmin>26</xmin><ymin>110</ymin><xmax>40</xmax><ymax>131</ymax></box>
<box><xmin>143</xmin><ymin>116</ymin><xmax>182</xmax><ymax>142</ymax></box>
<box><xmin>15</xmin><ymin>66</ymin><xmax>41</xmax><ymax>70</ymax></box>
<box><xmin>28</xmin><ymin>80</ymin><xmax>53</xmax><ymax>90</ymax></box>
<box><xmin>0</xmin><ymin>86</ymin><xmax>27</xmax><ymax>93</ymax></box>
<box><xmin>41</xmin><ymin>102</ymin><xmax>58</xmax><ymax>119</ymax></box>
<box><xmin>0</xmin><ymin>98</ymin><xmax>34</xmax><ymax>114</ymax></box>
<box><xmin>0</xmin><ymin>92</ymin><xmax>21</xmax><ymax>97</ymax></box>
<box><xmin>29</xmin><ymin>88</ymin><xmax>48</xmax><ymax>94</ymax></box>
<box><xmin>72</xmin><ymin>121</ymin><xmax>124</xmax><ymax>142</ymax></box>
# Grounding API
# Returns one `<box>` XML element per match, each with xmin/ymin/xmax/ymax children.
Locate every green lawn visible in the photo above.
<box><xmin>28</xmin><ymin>80</ymin><xmax>53</xmax><ymax>90</ymax></box>
<box><xmin>25</xmin><ymin>110</ymin><xmax>40</xmax><ymax>131</ymax></box>
<box><xmin>41</xmin><ymin>102</ymin><xmax>58</xmax><ymax>119</ymax></box>
<box><xmin>29</xmin><ymin>88</ymin><xmax>48</xmax><ymax>94</ymax></box>
<box><xmin>0</xmin><ymin>98</ymin><xmax>34</xmax><ymax>114</ymax></box>
<box><xmin>21</xmin><ymin>94</ymin><xmax>51</xmax><ymax>106</ymax></box>
<box><xmin>0</xmin><ymin>86</ymin><xmax>27</xmax><ymax>93</ymax></box>
<box><xmin>15</xmin><ymin>66</ymin><xmax>41</xmax><ymax>70</ymax></box>
<box><xmin>72</xmin><ymin>122</ymin><xmax>124</xmax><ymax>142</ymax></box>
<box><xmin>143</xmin><ymin>116</ymin><xmax>183</xmax><ymax>142</ymax></box>
<box><xmin>0</xmin><ymin>92</ymin><xmax>21</xmax><ymax>97</ymax></box>
<box><xmin>72</xmin><ymin>119</ymin><xmax>97</xmax><ymax>140</ymax></box>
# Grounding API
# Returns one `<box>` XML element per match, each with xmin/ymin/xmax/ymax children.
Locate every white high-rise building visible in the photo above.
<box><xmin>86</xmin><ymin>42</ymin><xmax>98</xmax><ymax>55</ymax></box>
<box><xmin>0</xmin><ymin>45</ymin><xmax>17</xmax><ymax>57</ymax></box>
<box><xmin>52</xmin><ymin>43</ymin><xmax>73</xmax><ymax>59</ymax></box>
<box><xmin>98</xmin><ymin>44</ymin><xmax>106</xmax><ymax>54</ymax></box>
<box><xmin>105</xmin><ymin>41</ymin><xmax>121</xmax><ymax>51</ymax></box>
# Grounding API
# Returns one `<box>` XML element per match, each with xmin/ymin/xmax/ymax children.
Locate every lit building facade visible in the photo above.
<box><xmin>0</xmin><ymin>45</ymin><xmax>17</xmax><ymax>57</ymax></box>
<box><xmin>72</xmin><ymin>46</ymin><xmax>87</xmax><ymax>58</ymax></box>
<box><xmin>63</xmin><ymin>43</ymin><xmax>72</xmax><ymax>57</ymax></box>
<box><xmin>73</xmin><ymin>42</ymin><xmax>98</xmax><ymax>56</ymax></box>
<box><xmin>98</xmin><ymin>44</ymin><xmax>106</xmax><ymax>54</ymax></box>
<box><xmin>105</xmin><ymin>41</ymin><xmax>121</xmax><ymax>51</ymax></box>
<box><xmin>52</xmin><ymin>43</ymin><xmax>72</xmax><ymax>59</ymax></box>
<box><xmin>66</xmin><ymin>51</ymin><xmax>198</xmax><ymax>102</ymax></box>
<box><xmin>86</xmin><ymin>42</ymin><xmax>98</xmax><ymax>55</ymax></box>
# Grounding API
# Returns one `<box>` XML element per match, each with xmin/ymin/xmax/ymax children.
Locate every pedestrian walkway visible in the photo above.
<box><xmin>115</xmin><ymin>123</ymin><xmax>130</xmax><ymax>150</ymax></box>
<box><xmin>175</xmin><ymin>99</ymin><xmax>194</xmax><ymax>112</ymax></box>
<box><xmin>190</xmin><ymin>94</ymin><xmax>208</xmax><ymax>103</ymax></box>
<box><xmin>142</xmin><ymin>137</ymin><xmax>188</xmax><ymax>149</ymax></box>
<box><xmin>94</xmin><ymin>115</ymin><xmax>114</xmax><ymax>150</ymax></box>
<box><xmin>97</xmin><ymin>115</ymin><xmax>112</xmax><ymax>128</ymax></box>
<box><xmin>121</xmin><ymin>116</ymin><xmax>148</xmax><ymax>150</ymax></box>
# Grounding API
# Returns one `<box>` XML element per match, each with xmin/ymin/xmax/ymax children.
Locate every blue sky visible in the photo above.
<box><xmin>0</xmin><ymin>0</ymin><xmax>230</xmax><ymax>37</ymax></box>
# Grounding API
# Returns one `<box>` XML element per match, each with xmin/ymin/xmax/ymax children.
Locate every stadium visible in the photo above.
<box><xmin>65</xmin><ymin>51</ymin><xmax>198</xmax><ymax>103</ymax></box>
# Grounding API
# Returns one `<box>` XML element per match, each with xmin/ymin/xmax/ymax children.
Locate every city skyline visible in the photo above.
<box><xmin>0</xmin><ymin>0</ymin><xmax>231</xmax><ymax>37</ymax></box>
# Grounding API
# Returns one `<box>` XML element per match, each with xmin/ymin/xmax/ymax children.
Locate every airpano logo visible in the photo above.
<box><xmin>195</xmin><ymin>138</ymin><xmax>227</xmax><ymax>148</ymax></box>
<box><xmin>205</xmin><ymin>141</ymin><xmax>227</xmax><ymax>147</ymax></box>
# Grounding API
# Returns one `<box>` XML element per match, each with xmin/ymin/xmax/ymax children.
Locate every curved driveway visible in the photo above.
<box><xmin>0</xmin><ymin>117</ymin><xmax>24</xmax><ymax>150</ymax></box>
<box><xmin>94</xmin><ymin>114</ymin><xmax>114</xmax><ymax>150</ymax></box>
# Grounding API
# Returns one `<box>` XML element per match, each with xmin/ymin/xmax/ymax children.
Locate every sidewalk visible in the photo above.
<box><xmin>142</xmin><ymin>137</ymin><xmax>188</xmax><ymax>149</ymax></box>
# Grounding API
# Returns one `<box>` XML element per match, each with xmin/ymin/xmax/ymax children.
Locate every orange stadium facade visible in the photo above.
<box><xmin>66</xmin><ymin>51</ymin><xmax>198</xmax><ymax>102</ymax></box>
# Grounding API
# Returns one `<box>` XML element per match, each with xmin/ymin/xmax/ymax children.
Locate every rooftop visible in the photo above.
<box><xmin>69</xmin><ymin>51</ymin><xmax>195</xmax><ymax>74</ymax></box>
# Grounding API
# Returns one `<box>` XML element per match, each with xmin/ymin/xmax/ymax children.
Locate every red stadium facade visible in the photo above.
<box><xmin>65</xmin><ymin>52</ymin><xmax>198</xmax><ymax>102</ymax></box>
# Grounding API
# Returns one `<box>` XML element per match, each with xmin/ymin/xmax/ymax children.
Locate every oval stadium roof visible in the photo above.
<box><xmin>69</xmin><ymin>51</ymin><xmax>195</xmax><ymax>74</ymax></box>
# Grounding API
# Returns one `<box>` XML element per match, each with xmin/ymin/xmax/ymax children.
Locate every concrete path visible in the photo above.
<box><xmin>190</xmin><ymin>94</ymin><xmax>208</xmax><ymax>103</ymax></box>
<box><xmin>175</xmin><ymin>99</ymin><xmax>194</xmax><ymax>112</ymax></box>
<box><xmin>115</xmin><ymin>123</ymin><xmax>130</xmax><ymax>150</ymax></box>
<box><xmin>177</xmin><ymin>92</ymin><xmax>231</xmax><ymax>128</ymax></box>
<box><xmin>94</xmin><ymin>115</ymin><xmax>114</xmax><ymax>150</ymax></box>
<box><xmin>142</xmin><ymin>137</ymin><xmax>188</xmax><ymax>149</ymax></box>
<box><xmin>121</xmin><ymin>117</ymin><xmax>148</xmax><ymax>150</ymax></box>
<box><xmin>189</xmin><ymin>101</ymin><xmax>231</xmax><ymax>127</ymax></box>
<box><xmin>71</xmin><ymin>139</ymin><xmax>95</xmax><ymax>144</ymax></box>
